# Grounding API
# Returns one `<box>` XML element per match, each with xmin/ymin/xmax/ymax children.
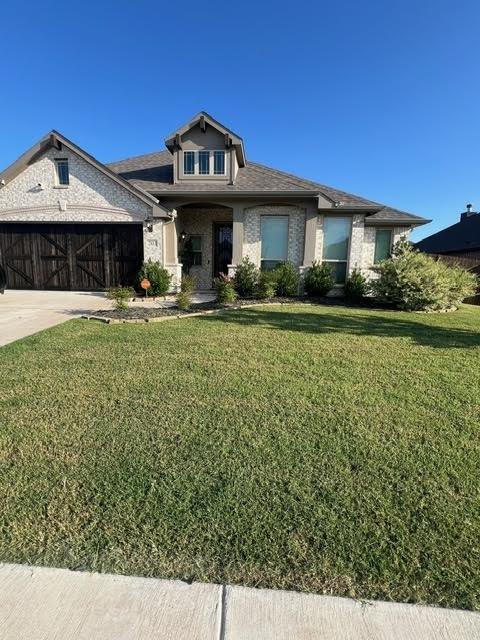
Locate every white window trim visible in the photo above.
<box><xmin>54</xmin><ymin>158</ymin><xmax>70</xmax><ymax>187</ymax></box>
<box><xmin>181</xmin><ymin>150</ymin><xmax>227</xmax><ymax>177</ymax></box>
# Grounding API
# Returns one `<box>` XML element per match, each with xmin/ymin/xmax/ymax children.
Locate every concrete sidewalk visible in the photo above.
<box><xmin>0</xmin><ymin>563</ymin><xmax>478</xmax><ymax>639</ymax></box>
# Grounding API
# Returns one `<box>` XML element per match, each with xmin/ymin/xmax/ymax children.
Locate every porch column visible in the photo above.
<box><xmin>163</xmin><ymin>213</ymin><xmax>182</xmax><ymax>292</ymax></box>
<box><xmin>228</xmin><ymin>205</ymin><xmax>244</xmax><ymax>276</ymax></box>
<box><xmin>303</xmin><ymin>203</ymin><xmax>318</xmax><ymax>267</ymax></box>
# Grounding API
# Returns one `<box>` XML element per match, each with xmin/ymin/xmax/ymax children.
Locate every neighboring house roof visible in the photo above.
<box><xmin>0</xmin><ymin>131</ymin><xmax>170</xmax><ymax>217</ymax></box>
<box><xmin>108</xmin><ymin>150</ymin><xmax>428</xmax><ymax>225</ymax></box>
<box><xmin>415</xmin><ymin>213</ymin><xmax>480</xmax><ymax>253</ymax></box>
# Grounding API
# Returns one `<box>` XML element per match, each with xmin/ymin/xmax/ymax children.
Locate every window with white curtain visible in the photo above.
<box><xmin>322</xmin><ymin>217</ymin><xmax>351</xmax><ymax>283</ymax></box>
<box><xmin>261</xmin><ymin>216</ymin><xmax>289</xmax><ymax>271</ymax></box>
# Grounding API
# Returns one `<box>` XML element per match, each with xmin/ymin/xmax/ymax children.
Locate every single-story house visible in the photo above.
<box><xmin>0</xmin><ymin>112</ymin><xmax>429</xmax><ymax>291</ymax></box>
<box><xmin>415</xmin><ymin>204</ymin><xmax>480</xmax><ymax>271</ymax></box>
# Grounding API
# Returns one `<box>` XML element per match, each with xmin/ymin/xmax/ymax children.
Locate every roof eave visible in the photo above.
<box><xmin>364</xmin><ymin>217</ymin><xmax>431</xmax><ymax>227</ymax></box>
<box><xmin>152</xmin><ymin>190</ymin><xmax>321</xmax><ymax>198</ymax></box>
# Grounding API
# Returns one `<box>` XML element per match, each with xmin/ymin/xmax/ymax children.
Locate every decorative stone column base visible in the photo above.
<box><xmin>165</xmin><ymin>263</ymin><xmax>182</xmax><ymax>292</ymax></box>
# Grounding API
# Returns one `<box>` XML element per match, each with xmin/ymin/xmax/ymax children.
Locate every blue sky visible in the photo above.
<box><xmin>1</xmin><ymin>0</ymin><xmax>479</xmax><ymax>239</ymax></box>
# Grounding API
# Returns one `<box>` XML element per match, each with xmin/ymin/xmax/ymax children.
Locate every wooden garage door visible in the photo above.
<box><xmin>0</xmin><ymin>224</ymin><xmax>143</xmax><ymax>290</ymax></box>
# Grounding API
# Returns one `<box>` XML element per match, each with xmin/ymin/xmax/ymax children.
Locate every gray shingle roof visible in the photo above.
<box><xmin>107</xmin><ymin>150</ymin><xmax>428</xmax><ymax>224</ymax></box>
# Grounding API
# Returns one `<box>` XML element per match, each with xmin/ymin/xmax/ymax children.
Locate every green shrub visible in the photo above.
<box><xmin>255</xmin><ymin>272</ymin><xmax>277</xmax><ymax>299</ymax></box>
<box><xmin>233</xmin><ymin>257</ymin><xmax>259</xmax><ymax>298</ymax></box>
<box><xmin>371</xmin><ymin>239</ymin><xmax>477</xmax><ymax>311</ymax></box>
<box><xmin>303</xmin><ymin>261</ymin><xmax>334</xmax><ymax>297</ymax></box>
<box><xmin>180</xmin><ymin>275</ymin><xmax>196</xmax><ymax>294</ymax></box>
<box><xmin>138</xmin><ymin>260</ymin><xmax>172</xmax><ymax>296</ymax></box>
<box><xmin>273</xmin><ymin>261</ymin><xmax>299</xmax><ymax>297</ymax></box>
<box><xmin>107</xmin><ymin>287</ymin><xmax>134</xmax><ymax>310</ymax></box>
<box><xmin>344</xmin><ymin>268</ymin><xmax>369</xmax><ymax>301</ymax></box>
<box><xmin>214</xmin><ymin>274</ymin><xmax>237</xmax><ymax>304</ymax></box>
<box><xmin>176</xmin><ymin>290</ymin><xmax>192</xmax><ymax>311</ymax></box>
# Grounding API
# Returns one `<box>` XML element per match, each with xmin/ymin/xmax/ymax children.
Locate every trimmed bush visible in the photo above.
<box><xmin>107</xmin><ymin>287</ymin><xmax>134</xmax><ymax>310</ymax></box>
<box><xmin>233</xmin><ymin>257</ymin><xmax>259</xmax><ymax>298</ymax></box>
<box><xmin>344</xmin><ymin>268</ymin><xmax>369</xmax><ymax>301</ymax></box>
<box><xmin>273</xmin><ymin>261</ymin><xmax>300</xmax><ymax>297</ymax></box>
<box><xmin>214</xmin><ymin>274</ymin><xmax>237</xmax><ymax>304</ymax></box>
<box><xmin>180</xmin><ymin>275</ymin><xmax>196</xmax><ymax>294</ymax></box>
<box><xmin>176</xmin><ymin>290</ymin><xmax>192</xmax><ymax>311</ymax></box>
<box><xmin>138</xmin><ymin>260</ymin><xmax>171</xmax><ymax>296</ymax></box>
<box><xmin>371</xmin><ymin>240</ymin><xmax>477</xmax><ymax>311</ymax></box>
<box><xmin>255</xmin><ymin>272</ymin><xmax>277</xmax><ymax>299</ymax></box>
<box><xmin>304</xmin><ymin>261</ymin><xmax>334</xmax><ymax>297</ymax></box>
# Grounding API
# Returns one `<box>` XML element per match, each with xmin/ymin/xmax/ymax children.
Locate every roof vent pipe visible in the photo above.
<box><xmin>461</xmin><ymin>203</ymin><xmax>476</xmax><ymax>221</ymax></box>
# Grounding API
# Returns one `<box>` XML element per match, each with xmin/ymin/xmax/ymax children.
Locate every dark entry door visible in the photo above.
<box><xmin>213</xmin><ymin>223</ymin><xmax>233</xmax><ymax>278</ymax></box>
<box><xmin>0</xmin><ymin>223</ymin><xmax>143</xmax><ymax>290</ymax></box>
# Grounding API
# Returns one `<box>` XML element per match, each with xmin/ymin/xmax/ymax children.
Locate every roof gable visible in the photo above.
<box><xmin>0</xmin><ymin>131</ymin><xmax>168</xmax><ymax>216</ymax></box>
<box><xmin>164</xmin><ymin>112</ymin><xmax>246</xmax><ymax>167</ymax></box>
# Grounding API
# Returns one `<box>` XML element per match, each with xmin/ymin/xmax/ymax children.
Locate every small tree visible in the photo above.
<box><xmin>176</xmin><ymin>290</ymin><xmax>192</xmax><ymax>310</ymax></box>
<box><xmin>273</xmin><ymin>261</ymin><xmax>299</xmax><ymax>297</ymax></box>
<box><xmin>304</xmin><ymin>261</ymin><xmax>334</xmax><ymax>297</ymax></box>
<box><xmin>255</xmin><ymin>272</ymin><xmax>277</xmax><ymax>299</ymax></box>
<box><xmin>180</xmin><ymin>275</ymin><xmax>196</xmax><ymax>294</ymax></box>
<box><xmin>371</xmin><ymin>239</ymin><xmax>477</xmax><ymax>311</ymax></box>
<box><xmin>214</xmin><ymin>274</ymin><xmax>237</xmax><ymax>304</ymax></box>
<box><xmin>138</xmin><ymin>260</ymin><xmax>171</xmax><ymax>296</ymax></box>
<box><xmin>233</xmin><ymin>257</ymin><xmax>259</xmax><ymax>298</ymax></box>
<box><xmin>344</xmin><ymin>268</ymin><xmax>369</xmax><ymax>302</ymax></box>
<box><xmin>107</xmin><ymin>287</ymin><xmax>134</xmax><ymax>310</ymax></box>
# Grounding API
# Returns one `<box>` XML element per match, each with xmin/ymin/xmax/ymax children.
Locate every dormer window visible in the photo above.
<box><xmin>213</xmin><ymin>151</ymin><xmax>225</xmax><ymax>175</ymax></box>
<box><xmin>183</xmin><ymin>151</ymin><xmax>195</xmax><ymax>175</ymax></box>
<box><xmin>181</xmin><ymin>150</ymin><xmax>226</xmax><ymax>177</ymax></box>
<box><xmin>199</xmin><ymin>151</ymin><xmax>210</xmax><ymax>175</ymax></box>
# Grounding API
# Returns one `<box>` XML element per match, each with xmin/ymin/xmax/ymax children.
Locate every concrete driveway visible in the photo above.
<box><xmin>0</xmin><ymin>290</ymin><xmax>109</xmax><ymax>347</ymax></box>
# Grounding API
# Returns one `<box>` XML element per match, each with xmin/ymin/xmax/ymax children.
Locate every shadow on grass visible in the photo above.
<box><xmin>204</xmin><ymin>308</ymin><xmax>480</xmax><ymax>349</ymax></box>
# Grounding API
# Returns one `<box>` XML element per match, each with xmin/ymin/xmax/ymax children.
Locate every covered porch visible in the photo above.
<box><xmin>160</xmin><ymin>197</ymin><xmax>319</xmax><ymax>291</ymax></box>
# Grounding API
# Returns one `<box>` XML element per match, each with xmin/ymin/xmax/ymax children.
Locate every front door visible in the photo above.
<box><xmin>213</xmin><ymin>223</ymin><xmax>233</xmax><ymax>279</ymax></box>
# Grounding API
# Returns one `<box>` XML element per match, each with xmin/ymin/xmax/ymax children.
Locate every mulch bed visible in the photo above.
<box><xmin>84</xmin><ymin>296</ymin><xmax>395</xmax><ymax>323</ymax></box>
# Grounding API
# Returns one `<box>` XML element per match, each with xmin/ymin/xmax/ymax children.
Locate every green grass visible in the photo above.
<box><xmin>1</xmin><ymin>304</ymin><xmax>479</xmax><ymax>609</ymax></box>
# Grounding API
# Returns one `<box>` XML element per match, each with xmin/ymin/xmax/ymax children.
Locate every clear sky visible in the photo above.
<box><xmin>1</xmin><ymin>0</ymin><xmax>479</xmax><ymax>240</ymax></box>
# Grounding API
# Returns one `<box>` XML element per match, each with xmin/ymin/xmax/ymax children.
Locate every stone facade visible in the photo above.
<box><xmin>177</xmin><ymin>208</ymin><xmax>233</xmax><ymax>289</ymax></box>
<box><xmin>243</xmin><ymin>205</ymin><xmax>306</xmax><ymax>268</ymax></box>
<box><xmin>0</xmin><ymin>148</ymin><xmax>152</xmax><ymax>222</ymax></box>
<box><xmin>143</xmin><ymin>220</ymin><xmax>164</xmax><ymax>264</ymax></box>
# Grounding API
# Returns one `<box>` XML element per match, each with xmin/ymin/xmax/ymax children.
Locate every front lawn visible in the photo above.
<box><xmin>1</xmin><ymin>304</ymin><xmax>479</xmax><ymax>609</ymax></box>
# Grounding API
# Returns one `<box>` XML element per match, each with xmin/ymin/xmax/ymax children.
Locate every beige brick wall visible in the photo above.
<box><xmin>243</xmin><ymin>205</ymin><xmax>306</xmax><ymax>268</ymax></box>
